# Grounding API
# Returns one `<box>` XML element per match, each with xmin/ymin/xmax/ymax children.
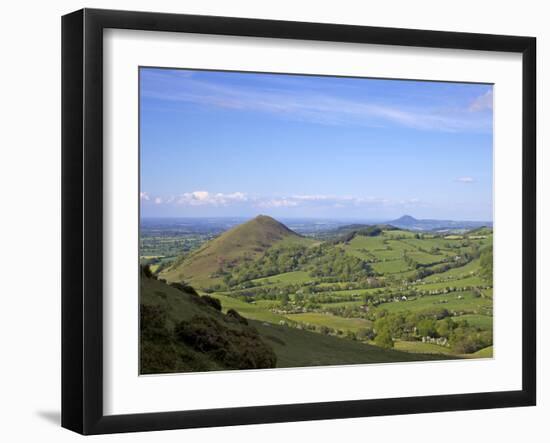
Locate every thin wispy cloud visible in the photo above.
<box><xmin>469</xmin><ymin>90</ymin><xmax>493</xmax><ymax>112</ymax></box>
<box><xmin>455</xmin><ymin>176</ymin><xmax>476</xmax><ymax>183</ymax></box>
<box><xmin>141</xmin><ymin>71</ymin><xmax>493</xmax><ymax>133</ymax></box>
<box><xmin>154</xmin><ymin>191</ymin><xmax>249</xmax><ymax>206</ymax></box>
<box><xmin>140</xmin><ymin>69</ymin><xmax>493</xmax><ymax>220</ymax></box>
<box><xmin>141</xmin><ymin>190</ymin><xmax>423</xmax><ymax>211</ymax></box>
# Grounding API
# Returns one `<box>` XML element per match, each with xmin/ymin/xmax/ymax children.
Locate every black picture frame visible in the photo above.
<box><xmin>62</xmin><ymin>8</ymin><xmax>537</xmax><ymax>435</ymax></box>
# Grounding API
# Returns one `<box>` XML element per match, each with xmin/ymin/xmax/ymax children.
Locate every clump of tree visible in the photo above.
<box><xmin>449</xmin><ymin>325</ymin><xmax>492</xmax><ymax>354</ymax></box>
<box><xmin>479</xmin><ymin>247</ymin><xmax>493</xmax><ymax>282</ymax></box>
<box><xmin>307</xmin><ymin>245</ymin><xmax>372</xmax><ymax>281</ymax></box>
<box><xmin>224</xmin><ymin>244</ymin><xmax>310</xmax><ymax>285</ymax></box>
<box><xmin>368</xmin><ymin>309</ymin><xmax>491</xmax><ymax>354</ymax></box>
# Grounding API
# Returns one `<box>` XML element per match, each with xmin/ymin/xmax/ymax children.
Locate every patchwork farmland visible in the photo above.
<box><xmin>141</xmin><ymin>215</ymin><xmax>493</xmax><ymax>373</ymax></box>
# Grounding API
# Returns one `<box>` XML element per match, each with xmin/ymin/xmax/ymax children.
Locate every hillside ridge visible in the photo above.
<box><xmin>160</xmin><ymin>215</ymin><xmax>309</xmax><ymax>287</ymax></box>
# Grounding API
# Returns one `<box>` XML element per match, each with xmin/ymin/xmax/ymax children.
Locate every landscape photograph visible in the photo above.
<box><xmin>139</xmin><ymin>67</ymin><xmax>494</xmax><ymax>374</ymax></box>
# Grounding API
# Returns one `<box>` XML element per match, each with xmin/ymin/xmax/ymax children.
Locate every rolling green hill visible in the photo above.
<box><xmin>160</xmin><ymin>215</ymin><xmax>313</xmax><ymax>288</ymax></box>
<box><xmin>141</xmin><ymin>270</ymin><xmax>452</xmax><ymax>373</ymax></box>
<box><xmin>148</xmin><ymin>215</ymin><xmax>492</xmax><ymax>364</ymax></box>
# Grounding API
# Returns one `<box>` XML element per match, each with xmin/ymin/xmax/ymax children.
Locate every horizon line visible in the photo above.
<box><xmin>139</xmin><ymin>214</ymin><xmax>494</xmax><ymax>223</ymax></box>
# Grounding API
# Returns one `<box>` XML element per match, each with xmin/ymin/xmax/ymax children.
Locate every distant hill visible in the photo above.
<box><xmin>391</xmin><ymin>215</ymin><xmax>418</xmax><ymax>225</ymax></box>
<box><xmin>388</xmin><ymin>215</ymin><xmax>492</xmax><ymax>232</ymax></box>
<box><xmin>160</xmin><ymin>215</ymin><xmax>313</xmax><ymax>288</ymax></box>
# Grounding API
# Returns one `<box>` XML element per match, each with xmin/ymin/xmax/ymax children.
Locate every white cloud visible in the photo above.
<box><xmin>257</xmin><ymin>199</ymin><xmax>299</xmax><ymax>208</ymax></box>
<box><xmin>143</xmin><ymin>190</ymin><xmax>426</xmax><ymax>211</ymax></box>
<box><xmin>469</xmin><ymin>90</ymin><xmax>493</xmax><ymax>112</ymax></box>
<box><xmin>140</xmin><ymin>192</ymin><xmax>150</xmax><ymax>201</ymax></box>
<box><xmin>456</xmin><ymin>176</ymin><xmax>475</xmax><ymax>183</ymax></box>
<box><xmin>175</xmin><ymin>191</ymin><xmax>248</xmax><ymax>206</ymax></box>
<box><xmin>291</xmin><ymin>194</ymin><xmax>333</xmax><ymax>201</ymax></box>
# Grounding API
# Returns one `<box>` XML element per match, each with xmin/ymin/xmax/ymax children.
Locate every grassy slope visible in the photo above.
<box><xmin>467</xmin><ymin>345</ymin><xmax>493</xmax><ymax>358</ymax></box>
<box><xmin>160</xmin><ymin>215</ymin><xmax>313</xmax><ymax>287</ymax></box>
<box><xmin>249</xmin><ymin>270</ymin><xmax>313</xmax><ymax>285</ymax></box>
<box><xmin>141</xmin><ymin>274</ymin><xmax>453</xmax><ymax>370</ymax></box>
<box><xmin>423</xmin><ymin>258</ymin><xmax>481</xmax><ymax>282</ymax></box>
<box><xmin>212</xmin><ymin>293</ymin><xmax>286</xmax><ymax>323</ymax></box>
<box><xmin>394</xmin><ymin>340</ymin><xmax>454</xmax><ymax>355</ymax></box>
<box><xmin>251</xmin><ymin>320</ymin><xmax>455</xmax><ymax>368</ymax></box>
<box><xmin>285</xmin><ymin>312</ymin><xmax>372</xmax><ymax>332</ymax></box>
<box><xmin>153</xmin><ymin>219</ymin><xmax>492</xmax><ymax>361</ymax></box>
<box><xmin>373</xmin><ymin>291</ymin><xmax>492</xmax><ymax>315</ymax></box>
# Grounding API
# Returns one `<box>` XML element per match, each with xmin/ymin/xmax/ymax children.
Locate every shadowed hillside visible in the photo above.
<box><xmin>140</xmin><ymin>267</ymin><xmax>277</xmax><ymax>374</ymax></box>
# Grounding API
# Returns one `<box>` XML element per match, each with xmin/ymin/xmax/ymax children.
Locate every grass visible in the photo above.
<box><xmin>371</xmin><ymin>259</ymin><xmax>410</xmax><ymax>274</ymax></box>
<box><xmin>150</xmin><ymin>219</ymin><xmax>492</xmax><ymax>364</ymax></box>
<box><xmin>407</xmin><ymin>251</ymin><xmax>446</xmax><ymax>265</ymax></box>
<box><xmin>320</xmin><ymin>300</ymin><xmax>365</xmax><ymax>308</ymax></box>
<box><xmin>373</xmin><ymin>291</ymin><xmax>492</xmax><ymax>315</ymax></box>
<box><xmin>423</xmin><ymin>259</ymin><xmax>481</xmax><ymax>282</ymax></box>
<box><xmin>467</xmin><ymin>345</ymin><xmax>493</xmax><ymax>358</ymax></box>
<box><xmin>249</xmin><ymin>270</ymin><xmax>312</xmax><ymax>285</ymax></box>
<box><xmin>347</xmin><ymin>235</ymin><xmax>387</xmax><ymax>249</ymax></box>
<box><xmin>160</xmin><ymin>215</ymin><xmax>314</xmax><ymax>288</ymax></box>
<box><xmin>210</xmin><ymin>293</ymin><xmax>286</xmax><ymax>324</ymax></box>
<box><xmin>394</xmin><ymin>340</ymin><xmax>454</xmax><ymax>355</ymax></box>
<box><xmin>319</xmin><ymin>287</ymin><xmax>384</xmax><ymax>298</ymax></box>
<box><xmin>141</xmin><ymin>272</ymin><xmax>456</xmax><ymax>371</ymax></box>
<box><xmin>369</xmin><ymin>249</ymin><xmax>405</xmax><ymax>260</ymax></box>
<box><xmin>413</xmin><ymin>275</ymin><xmax>486</xmax><ymax>292</ymax></box>
<box><xmin>252</xmin><ymin>320</ymin><xmax>456</xmax><ymax>368</ymax></box>
<box><xmin>383</xmin><ymin>230</ymin><xmax>417</xmax><ymax>239</ymax></box>
<box><xmin>453</xmin><ymin>314</ymin><xmax>493</xmax><ymax>330</ymax></box>
<box><xmin>285</xmin><ymin>312</ymin><xmax>372</xmax><ymax>332</ymax></box>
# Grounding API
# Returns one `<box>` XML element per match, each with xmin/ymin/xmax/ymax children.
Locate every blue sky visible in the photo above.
<box><xmin>140</xmin><ymin>67</ymin><xmax>493</xmax><ymax>221</ymax></box>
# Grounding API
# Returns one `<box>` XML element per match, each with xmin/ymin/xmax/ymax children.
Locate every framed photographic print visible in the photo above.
<box><xmin>61</xmin><ymin>8</ymin><xmax>536</xmax><ymax>435</ymax></box>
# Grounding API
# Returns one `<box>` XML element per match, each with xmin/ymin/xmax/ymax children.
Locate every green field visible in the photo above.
<box><xmin>372</xmin><ymin>291</ymin><xmax>492</xmax><ymax>315</ymax></box>
<box><xmin>423</xmin><ymin>259</ymin><xmax>481</xmax><ymax>282</ymax></box>
<box><xmin>285</xmin><ymin>312</ymin><xmax>372</xmax><ymax>332</ymax></box>
<box><xmin>250</xmin><ymin>270</ymin><xmax>312</xmax><ymax>285</ymax></box>
<box><xmin>253</xmin><ymin>320</ymin><xmax>454</xmax><ymax>368</ymax></box>
<box><xmin>453</xmin><ymin>314</ymin><xmax>493</xmax><ymax>329</ymax></box>
<box><xmin>212</xmin><ymin>294</ymin><xmax>287</xmax><ymax>323</ymax></box>
<box><xmin>394</xmin><ymin>340</ymin><xmax>454</xmax><ymax>355</ymax></box>
<box><xmin>468</xmin><ymin>346</ymin><xmax>493</xmax><ymax>358</ymax></box>
<box><xmin>413</xmin><ymin>275</ymin><xmax>487</xmax><ymax>292</ymax></box>
<box><xmin>151</xmin><ymin>216</ymin><xmax>493</xmax><ymax>366</ymax></box>
<box><xmin>371</xmin><ymin>259</ymin><xmax>410</xmax><ymax>274</ymax></box>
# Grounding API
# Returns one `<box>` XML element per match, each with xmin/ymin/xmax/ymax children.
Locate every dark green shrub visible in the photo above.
<box><xmin>174</xmin><ymin>316</ymin><xmax>276</xmax><ymax>369</ymax></box>
<box><xmin>170</xmin><ymin>281</ymin><xmax>199</xmax><ymax>296</ymax></box>
<box><xmin>141</xmin><ymin>264</ymin><xmax>155</xmax><ymax>279</ymax></box>
<box><xmin>201</xmin><ymin>295</ymin><xmax>222</xmax><ymax>311</ymax></box>
<box><xmin>226</xmin><ymin>308</ymin><xmax>248</xmax><ymax>325</ymax></box>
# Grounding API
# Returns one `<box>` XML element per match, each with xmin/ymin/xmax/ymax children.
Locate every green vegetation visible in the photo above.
<box><xmin>160</xmin><ymin>215</ymin><xmax>314</xmax><ymax>288</ymax></box>
<box><xmin>285</xmin><ymin>312</ymin><xmax>372</xmax><ymax>333</ymax></box>
<box><xmin>141</xmin><ymin>216</ymin><xmax>493</xmax><ymax>372</ymax></box>
<box><xmin>140</xmin><ymin>266</ymin><xmax>449</xmax><ymax>373</ymax></box>
<box><xmin>140</xmin><ymin>267</ymin><xmax>277</xmax><ymax>373</ymax></box>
